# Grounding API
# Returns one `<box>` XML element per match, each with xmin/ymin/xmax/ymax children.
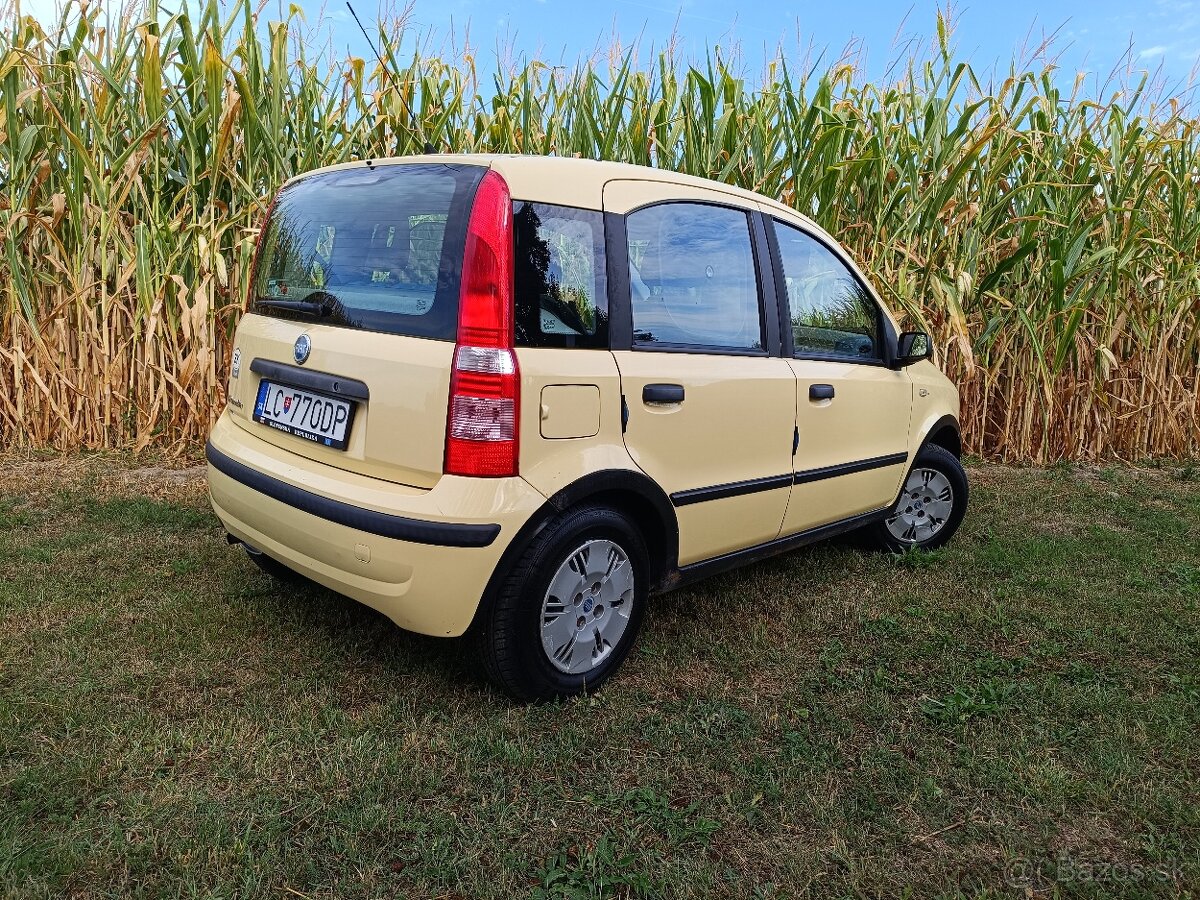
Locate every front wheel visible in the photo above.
<box><xmin>866</xmin><ymin>444</ymin><xmax>969</xmax><ymax>552</ymax></box>
<box><xmin>473</xmin><ymin>506</ymin><xmax>648</xmax><ymax>702</ymax></box>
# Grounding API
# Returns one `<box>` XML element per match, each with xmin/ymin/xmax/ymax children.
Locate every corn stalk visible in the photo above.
<box><xmin>1</xmin><ymin>2</ymin><xmax>1198</xmax><ymax>460</ymax></box>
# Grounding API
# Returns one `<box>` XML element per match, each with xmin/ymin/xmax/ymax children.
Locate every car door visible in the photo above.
<box><xmin>765</xmin><ymin>214</ymin><xmax>912</xmax><ymax>535</ymax></box>
<box><xmin>605</xmin><ymin>180</ymin><xmax>797</xmax><ymax>566</ymax></box>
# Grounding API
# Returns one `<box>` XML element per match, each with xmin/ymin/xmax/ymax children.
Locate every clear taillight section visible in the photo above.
<box><xmin>444</xmin><ymin>171</ymin><xmax>520</xmax><ymax>477</ymax></box>
<box><xmin>448</xmin><ymin>346</ymin><xmax>517</xmax><ymax>443</ymax></box>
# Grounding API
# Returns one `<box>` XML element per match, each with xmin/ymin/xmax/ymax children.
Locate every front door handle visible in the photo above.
<box><xmin>809</xmin><ymin>384</ymin><xmax>835</xmax><ymax>401</ymax></box>
<box><xmin>643</xmin><ymin>383</ymin><xmax>685</xmax><ymax>404</ymax></box>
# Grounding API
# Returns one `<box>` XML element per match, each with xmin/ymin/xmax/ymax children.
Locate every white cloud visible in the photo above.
<box><xmin>1139</xmin><ymin>45</ymin><xmax>1168</xmax><ymax>58</ymax></box>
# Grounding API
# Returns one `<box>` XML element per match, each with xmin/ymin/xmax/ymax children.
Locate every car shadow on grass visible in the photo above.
<box><xmin>219</xmin><ymin>531</ymin><xmax>888</xmax><ymax>702</ymax></box>
<box><xmin>217</xmin><ymin>547</ymin><xmax>505</xmax><ymax>704</ymax></box>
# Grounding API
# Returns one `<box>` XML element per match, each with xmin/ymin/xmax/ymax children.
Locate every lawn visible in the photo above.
<box><xmin>1</xmin><ymin>454</ymin><xmax>1197</xmax><ymax>898</ymax></box>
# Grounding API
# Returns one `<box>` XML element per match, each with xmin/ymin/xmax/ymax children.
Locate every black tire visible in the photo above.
<box><xmin>243</xmin><ymin>544</ymin><xmax>308</xmax><ymax>584</ymax></box>
<box><xmin>864</xmin><ymin>444</ymin><xmax>968</xmax><ymax>552</ymax></box>
<box><xmin>473</xmin><ymin>506</ymin><xmax>649</xmax><ymax>702</ymax></box>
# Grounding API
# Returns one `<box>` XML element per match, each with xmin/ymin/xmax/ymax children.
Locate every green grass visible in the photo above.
<box><xmin>1</xmin><ymin>458</ymin><xmax>1198</xmax><ymax>898</ymax></box>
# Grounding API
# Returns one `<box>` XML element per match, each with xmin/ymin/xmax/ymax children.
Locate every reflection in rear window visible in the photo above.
<box><xmin>251</xmin><ymin>164</ymin><xmax>485</xmax><ymax>339</ymax></box>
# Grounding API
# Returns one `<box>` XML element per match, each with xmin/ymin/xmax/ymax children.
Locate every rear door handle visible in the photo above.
<box><xmin>643</xmin><ymin>383</ymin><xmax>685</xmax><ymax>404</ymax></box>
<box><xmin>809</xmin><ymin>384</ymin><xmax>835</xmax><ymax>401</ymax></box>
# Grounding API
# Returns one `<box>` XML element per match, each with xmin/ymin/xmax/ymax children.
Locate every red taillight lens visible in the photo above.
<box><xmin>456</xmin><ymin>170</ymin><xmax>514</xmax><ymax>348</ymax></box>
<box><xmin>445</xmin><ymin>171</ymin><xmax>519</xmax><ymax>477</ymax></box>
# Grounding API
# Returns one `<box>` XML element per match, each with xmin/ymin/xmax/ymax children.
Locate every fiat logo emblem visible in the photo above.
<box><xmin>293</xmin><ymin>334</ymin><xmax>311</xmax><ymax>365</ymax></box>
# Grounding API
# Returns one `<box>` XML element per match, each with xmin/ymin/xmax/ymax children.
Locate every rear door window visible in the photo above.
<box><xmin>513</xmin><ymin>202</ymin><xmax>608</xmax><ymax>348</ymax></box>
<box><xmin>625</xmin><ymin>203</ymin><xmax>764</xmax><ymax>352</ymax></box>
<box><xmin>251</xmin><ymin>164</ymin><xmax>485</xmax><ymax>340</ymax></box>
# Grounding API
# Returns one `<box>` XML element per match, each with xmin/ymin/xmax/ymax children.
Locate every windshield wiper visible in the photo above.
<box><xmin>255</xmin><ymin>298</ymin><xmax>331</xmax><ymax>317</ymax></box>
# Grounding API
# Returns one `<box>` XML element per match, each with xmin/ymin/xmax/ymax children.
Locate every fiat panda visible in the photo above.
<box><xmin>206</xmin><ymin>154</ymin><xmax>967</xmax><ymax>701</ymax></box>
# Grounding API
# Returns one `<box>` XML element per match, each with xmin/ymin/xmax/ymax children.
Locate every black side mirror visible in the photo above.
<box><xmin>895</xmin><ymin>331</ymin><xmax>932</xmax><ymax>367</ymax></box>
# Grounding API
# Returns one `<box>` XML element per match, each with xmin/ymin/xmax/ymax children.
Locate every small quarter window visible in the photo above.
<box><xmin>513</xmin><ymin>202</ymin><xmax>607</xmax><ymax>349</ymax></box>
<box><xmin>626</xmin><ymin>203</ymin><xmax>763</xmax><ymax>351</ymax></box>
<box><xmin>773</xmin><ymin>220</ymin><xmax>881</xmax><ymax>361</ymax></box>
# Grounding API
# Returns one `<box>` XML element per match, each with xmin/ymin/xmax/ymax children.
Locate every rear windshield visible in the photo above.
<box><xmin>250</xmin><ymin>163</ymin><xmax>485</xmax><ymax>339</ymax></box>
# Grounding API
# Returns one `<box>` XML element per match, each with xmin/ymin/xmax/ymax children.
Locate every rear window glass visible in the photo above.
<box><xmin>513</xmin><ymin>201</ymin><xmax>608</xmax><ymax>349</ymax></box>
<box><xmin>251</xmin><ymin>164</ymin><xmax>485</xmax><ymax>339</ymax></box>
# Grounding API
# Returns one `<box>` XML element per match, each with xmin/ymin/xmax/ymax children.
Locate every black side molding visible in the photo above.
<box><xmin>206</xmin><ymin>441</ymin><xmax>500</xmax><ymax>548</ymax></box>
<box><xmin>250</xmin><ymin>358</ymin><xmax>370</xmax><ymax>401</ymax></box>
<box><xmin>669</xmin><ymin>453</ymin><xmax>909</xmax><ymax>507</ymax></box>
<box><xmin>793</xmin><ymin>452</ymin><xmax>908</xmax><ymax>485</ymax></box>
<box><xmin>671</xmin><ymin>473</ymin><xmax>793</xmax><ymax>507</ymax></box>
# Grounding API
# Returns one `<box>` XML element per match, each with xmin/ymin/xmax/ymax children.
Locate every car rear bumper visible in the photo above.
<box><xmin>206</xmin><ymin>413</ymin><xmax>546</xmax><ymax>636</ymax></box>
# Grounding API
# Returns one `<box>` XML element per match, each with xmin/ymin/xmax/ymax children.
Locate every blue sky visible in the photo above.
<box><xmin>21</xmin><ymin>0</ymin><xmax>1200</xmax><ymax>94</ymax></box>
<box><xmin>316</xmin><ymin>0</ymin><xmax>1200</xmax><ymax>92</ymax></box>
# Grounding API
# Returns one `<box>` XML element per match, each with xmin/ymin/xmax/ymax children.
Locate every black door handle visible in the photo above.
<box><xmin>643</xmin><ymin>383</ymin><xmax>685</xmax><ymax>404</ymax></box>
<box><xmin>809</xmin><ymin>384</ymin><xmax>835</xmax><ymax>401</ymax></box>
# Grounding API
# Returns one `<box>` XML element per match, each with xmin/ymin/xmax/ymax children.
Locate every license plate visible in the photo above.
<box><xmin>253</xmin><ymin>380</ymin><xmax>357</xmax><ymax>450</ymax></box>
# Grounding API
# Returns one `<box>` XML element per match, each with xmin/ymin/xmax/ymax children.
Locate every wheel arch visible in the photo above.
<box><xmin>920</xmin><ymin>414</ymin><xmax>962</xmax><ymax>459</ymax></box>
<box><xmin>546</xmin><ymin>470</ymin><xmax>678</xmax><ymax>588</ymax></box>
<box><xmin>889</xmin><ymin>414</ymin><xmax>963</xmax><ymax>508</ymax></box>
<box><xmin>470</xmin><ymin>469</ymin><xmax>679</xmax><ymax>633</ymax></box>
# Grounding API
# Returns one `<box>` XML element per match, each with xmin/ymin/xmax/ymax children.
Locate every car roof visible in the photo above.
<box><xmin>284</xmin><ymin>153</ymin><xmax>821</xmax><ymax>232</ymax></box>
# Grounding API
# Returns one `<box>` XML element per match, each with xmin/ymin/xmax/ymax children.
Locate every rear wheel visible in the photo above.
<box><xmin>474</xmin><ymin>506</ymin><xmax>648</xmax><ymax>702</ymax></box>
<box><xmin>866</xmin><ymin>444</ymin><xmax>968</xmax><ymax>552</ymax></box>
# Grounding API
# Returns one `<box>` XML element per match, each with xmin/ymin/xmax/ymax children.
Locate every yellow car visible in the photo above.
<box><xmin>207</xmin><ymin>154</ymin><xmax>967</xmax><ymax>701</ymax></box>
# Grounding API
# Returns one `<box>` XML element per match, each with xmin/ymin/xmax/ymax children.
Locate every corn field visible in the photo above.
<box><xmin>2</xmin><ymin>1</ymin><xmax>1198</xmax><ymax>460</ymax></box>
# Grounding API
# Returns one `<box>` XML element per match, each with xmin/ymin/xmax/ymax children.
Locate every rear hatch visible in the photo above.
<box><xmin>225</xmin><ymin>162</ymin><xmax>487</xmax><ymax>489</ymax></box>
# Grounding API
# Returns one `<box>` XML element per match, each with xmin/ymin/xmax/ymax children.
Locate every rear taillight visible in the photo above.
<box><xmin>444</xmin><ymin>170</ymin><xmax>519</xmax><ymax>477</ymax></box>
